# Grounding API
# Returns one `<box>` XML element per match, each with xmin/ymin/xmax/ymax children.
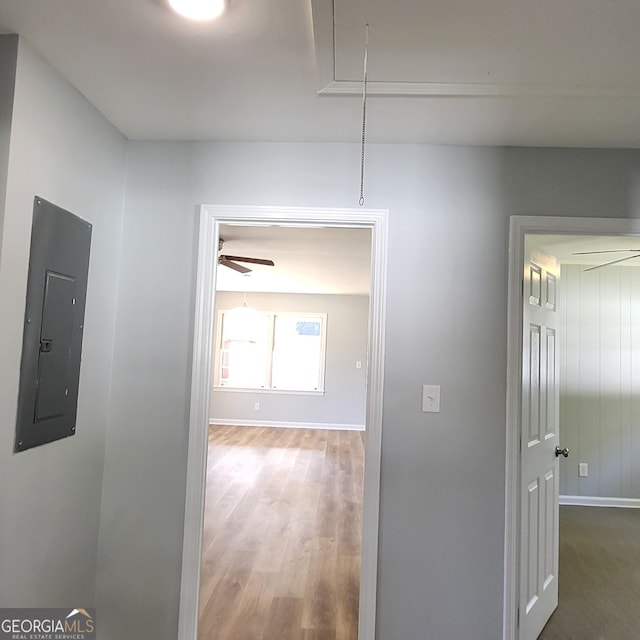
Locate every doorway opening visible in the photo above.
<box><xmin>505</xmin><ymin>215</ymin><xmax>640</xmax><ymax>640</ymax></box>
<box><xmin>178</xmin><ymin>205</ymin><xmax>388</xmax><ymax>640</ymax></box>
<box><xmin>200</xmin><ymin>223</ymin><xmax>370</xmax><ymax>637</ymax></box>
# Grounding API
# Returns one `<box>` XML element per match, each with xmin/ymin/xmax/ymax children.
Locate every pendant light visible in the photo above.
<box><xmin>224</xmin><ymin>293</ymin><xmax>261</xmax><ymax>343</ymax></box>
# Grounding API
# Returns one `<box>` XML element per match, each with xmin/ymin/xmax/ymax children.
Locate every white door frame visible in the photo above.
<box><xmin>177</xmin><ymin>204</ymin><xmax>389</xmax><ymax>640</ymax></box>
<box><xmin>504</xmin><ymin>214</ymin><xmax>640</xmax><ymax>640</ymax></box>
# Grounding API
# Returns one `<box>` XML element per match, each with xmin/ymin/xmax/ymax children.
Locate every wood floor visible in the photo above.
<box><xmin>197</xmin><ymin>425</ymin><xmax>364</xmax><ymax>640</ymax></box>
<box><xmin>539</xmin><ymin>505</ymin><xmax>640</xmax><ymax>640</ymax></box>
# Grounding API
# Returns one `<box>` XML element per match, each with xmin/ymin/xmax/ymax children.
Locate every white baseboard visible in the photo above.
<box><xmin>209</xmin><ymin>418</ymin><xmax>365</xmax><ymax>431</ymax></box>
<box><xmin>560</xmin><ymin>495</ymin><xmax>640</xmax><ymax>508</ymax></box>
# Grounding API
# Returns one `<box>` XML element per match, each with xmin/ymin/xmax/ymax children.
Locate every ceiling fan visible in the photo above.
<box><xmin>218</xmin><ymin>239</ymin><xmax>275</xmax><ymax>274</ymax></box>
<box><xmin>572</xmin><ymin>249</ymin><xmax>640</xmax><ymax>272</ymax></box>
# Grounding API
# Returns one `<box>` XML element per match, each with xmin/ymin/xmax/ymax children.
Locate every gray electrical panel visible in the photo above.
<box><xmin>14</xmin><ymin>197</ymin><xmax>92</xmax><ymax>452</ymax></box>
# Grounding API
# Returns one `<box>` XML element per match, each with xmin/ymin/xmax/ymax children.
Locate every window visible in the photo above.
<box><xmin>215</xmin><ymin>309</ymin><xmax>327</xmax><ymax>393</ymax></box>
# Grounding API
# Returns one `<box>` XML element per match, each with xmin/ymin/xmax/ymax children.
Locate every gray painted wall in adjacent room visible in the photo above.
<box><xmin>101</xmin><ymin>140</ymin><xmax>640</xmax><ymax>640</ymax></box>
<box><xmin>210</xmin><ymin>291</ymin><xmax>369</xmax><ymax>428</ymax></box>
<box><xmin>0</xmin><ymin>38</ymin><xmax>127</xmax><ymax>606</ymax></box>
<box><xmin>559</xmin><ymin>263</ymin><xmax>640</xmax><ymax>499</ymax></box>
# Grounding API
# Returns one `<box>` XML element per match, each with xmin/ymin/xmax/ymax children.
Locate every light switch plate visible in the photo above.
<box><xmin>579</xmin><ymin>462</ymin><xmax>588</xmax><ymax>477</ymax></box>
<box><xmin>422</xmin><ymin>384</ymin><xmax>440</xmax><ymax>413</ymax></box>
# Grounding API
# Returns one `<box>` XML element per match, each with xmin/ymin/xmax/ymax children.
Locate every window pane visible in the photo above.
<box><xmin>271</xmin><ymin>316</ymin><xmax>323</xmax><ymax>390</ymax></box>
<box><xmin>220</xmin><ymin>310</ymin><xmax>270</xmax><ymax>388</ymax></box>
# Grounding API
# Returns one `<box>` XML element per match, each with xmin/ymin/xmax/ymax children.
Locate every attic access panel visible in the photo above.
<box><xmin>14</xmin><ymin>197</ymin><xmax>92</xmax><ymax>452</ymax></box>
<box><xmin>328</xmin><ymin>0</ymin><xmax>640</xmax><ymax>88</ymax></box>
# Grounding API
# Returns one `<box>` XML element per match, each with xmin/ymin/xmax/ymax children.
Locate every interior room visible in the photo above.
<box><xmin>198</xmin><ymin>224</ymin><xmax>370</xmax><ymax>638</ymax></box>
<box><xmin>524</xmin><ymin>234</ymin><xmax>640</xmax><ymax>638</ymax></box>
<box><xmin>2</xmin><ymin>2</ymin><xmax>640</xmax><ymax>640</ymax></box>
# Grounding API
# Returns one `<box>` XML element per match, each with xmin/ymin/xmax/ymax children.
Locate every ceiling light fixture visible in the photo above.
<box><xmin>168</xmin><ymin>0</ymin><xmax>226</xmax><ymax>21</ymax></box>
<box><xmin>225</xmin><ymin>291</ymin><xmax>261</xmax><ymax>343</ymax></box>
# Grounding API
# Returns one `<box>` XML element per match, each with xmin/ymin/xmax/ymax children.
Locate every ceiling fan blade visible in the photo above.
<box><xmin>219</xmin><ymin>254</ymin><xmax>275</xmax><ymax>267</ymax></box>
<box><xmin>584</xmin><ymin>254</ymin><xmax>640</xmax><ymax>272</ymax></box>
<box><xmin>219</xmin><ymin>257</ymin><xmax>252</xmax><ymax>274</ymax></box>
<box><xmin>573</xmin><ymin>249</ymin><xmax>640</xmax><ymax>255</ymax></box>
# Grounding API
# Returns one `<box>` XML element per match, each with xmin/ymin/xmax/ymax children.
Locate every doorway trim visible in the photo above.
<box><xmin>504</xmin><ymin>214</ymin><xmax>640</xmax><ymax>640</ymax></box>
<box><xmin>178</xmin><ymin>204</ymin><xmax>388</xmax><ymax>640</ymax></box>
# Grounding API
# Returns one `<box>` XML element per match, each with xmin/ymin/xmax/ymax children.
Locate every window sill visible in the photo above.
<box><xmin>212</xmin><ymin>386</ymin><xmax>325</xmax><ymax>396</ymax></box>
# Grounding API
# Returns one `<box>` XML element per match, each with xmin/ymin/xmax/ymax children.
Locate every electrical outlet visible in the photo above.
<box><xmin>579</xmin><ymin>462</ymin><xmax>588</xmax><ymax>477</ymax></box>
<box><xmin>254</xmin><ymin>402</ymin><xmax>260</xmax><ymax>411</ymax></box>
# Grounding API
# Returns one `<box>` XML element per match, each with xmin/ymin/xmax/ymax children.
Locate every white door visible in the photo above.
<box><xmin>519</xmin><ymin>249</ymin><xmax>564</xmax><ymax>640</ymax></box>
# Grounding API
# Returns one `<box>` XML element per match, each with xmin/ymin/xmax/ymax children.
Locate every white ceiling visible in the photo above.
<box><xmin>534</xmin><ymin>234</ymin><xmax>640</xmax><ymax>269</ymax></box>
<box><xmin>1</xmin><ymin>0</ymin><xmax>640</xmax><ymax>147</ymax></box>
<box><xmin>215</xmin><ymin>225</ymin><xmax>371</xmax><ymax>295</ymax></box>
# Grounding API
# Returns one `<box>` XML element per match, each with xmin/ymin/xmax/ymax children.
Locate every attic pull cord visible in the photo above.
<box><xmin>359</xmin><ymin>24</ymin><xmax>369</xmax><ymax>207</ymax></box>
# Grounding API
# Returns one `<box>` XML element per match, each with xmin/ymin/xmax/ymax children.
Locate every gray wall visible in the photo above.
<box><xmin>559</xmin><ymin>263</ymin><xmax>640</xmax><ymax>499</ymax></box>
<box><xmin>95</xmin><ymin>144</ymin><xmax>196</xmax><ymax>639</ymax></box>
<box><xmin>101</xmin><ymin>141</ymin><xmax>640</xmax><ymax>640</ymax></box>
<box><xmin>0</xmin><ymin>35</ymin><xmax>18</xmax><ymax>265</ymax></box>
<box><xmin>0</xmin><ymin>38</ymin><xmax>127</xmax><ymax>606</ymax></box>
<box><xmin>210</xmin><ymin>291</ymin><xmax>369</xmax><ymax>428</ymax></box>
